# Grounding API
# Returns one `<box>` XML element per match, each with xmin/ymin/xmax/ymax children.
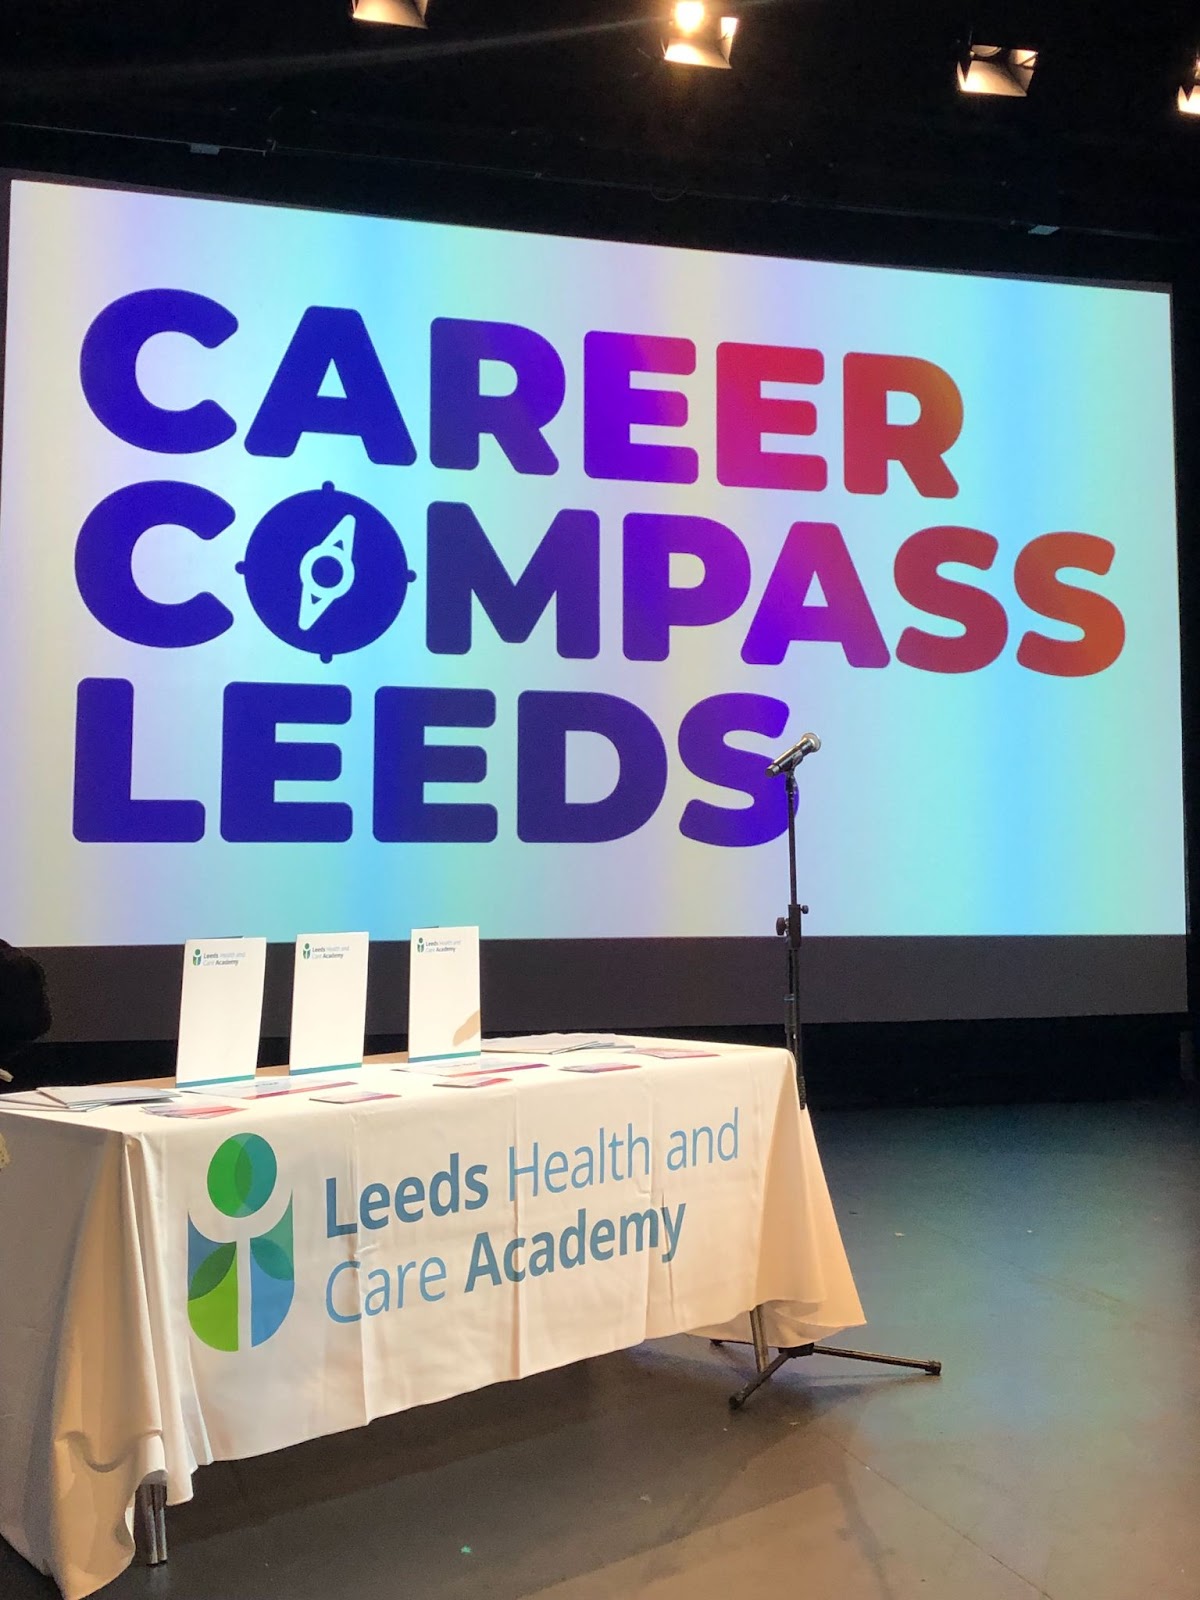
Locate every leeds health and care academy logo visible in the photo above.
<box><xmin>188</xmin><ymin>1133</ymin><xmax>295</xmax><ymax>1351</ymax></box>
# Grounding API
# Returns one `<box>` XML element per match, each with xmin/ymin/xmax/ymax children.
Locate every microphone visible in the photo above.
<box><xmin>766</xmin><ymin>732</ymin><xmax>821</xmax><ymax>777</ymax></box>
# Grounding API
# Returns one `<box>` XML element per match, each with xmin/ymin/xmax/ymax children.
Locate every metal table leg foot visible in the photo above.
<box><xmin>137</xmin><ymin>1480</ymin><xmax>168</xmax><ymax>1566</ymax></box>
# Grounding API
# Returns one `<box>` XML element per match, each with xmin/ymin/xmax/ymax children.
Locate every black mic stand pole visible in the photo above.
<box><xmin>726</xmin><ymin>754</ymin><xmax>941</xmax><ymax>1410</ymax></box>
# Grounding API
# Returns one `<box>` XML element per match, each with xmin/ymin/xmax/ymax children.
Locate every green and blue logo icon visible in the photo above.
<box><xmin>187</xmin><ymin>1134</ymin><xmax>295</xmax><ymax>1351</ymax></box>
<box><xmin>191</xmin><ymin>948</ymin><xmax>202</xmax><ymax>967</ymax></box>
<box><xmin>302</xmin><ymin>942</ymin><xmax>311</xmax><ymax>961</ymax></box>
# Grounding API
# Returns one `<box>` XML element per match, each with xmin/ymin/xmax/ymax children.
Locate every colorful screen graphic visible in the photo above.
<box><xmin>0</xmin><ymin>178</ymin><xmax>1185</xmax><ymax>946</ymax></box>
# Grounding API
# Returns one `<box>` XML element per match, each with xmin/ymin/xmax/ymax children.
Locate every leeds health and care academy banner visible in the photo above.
<box><xmin>0</xmin><ymin>178</ymin><xmax>1184</xmax><ymax>945</ymax></box>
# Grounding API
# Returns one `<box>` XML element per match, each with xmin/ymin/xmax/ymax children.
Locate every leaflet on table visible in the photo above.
<box><xmin>288</xmin><ymin>932</ymin><xmax>369</xmax><ymax>1075</ymax></box>
<box><xmin>179</xmin><ymin>1076</ymin><xmax>357</xmax><ymax>1100</ymax></box>
<box><xmin>175</xmin><ymin>937</ymin><xmax>267</xmax><ymax>1087</ymax></box>
<box><xmin>400</xmin><ymin>1058</ymin><xmax>546</xmax><ymax>1078</ymax></box>
<box><xmin>0</xmin><ymin>1092</ymin><xmax>77</xmax><ymax>1112</ymax></box>
<box><xmin>143</xmin><ymin>1102</ymin><xmax>243</xmax><ymax>1119</ymax></box>
<box><xmin>407</xmin><ymin>926</ymin><xmax>481</xmax><ymax>1062</ymax></box>
<box><xmin>482</xmin><ymin>1033</ymin><xmax>621</xmax><ymax>1054</ymax></box>
<box><xmin>37</xmin><ymin>1085</ymin><xmax>178</xmax><ymax>1110</ymax></box>
<box><xmin>624</xmin><ymin>1048</ymin><xmax>720</xmax><ymax>1060</ymax></box>
<box><xmin>309</xmin><ymin>1086</ymin><xmax>401</xmax><ymax>1105</ymax></box>
<box><xmin>558</xmin><ymin>1062</ymin><xmax>644</xmax><ymax>1074</ymax></box>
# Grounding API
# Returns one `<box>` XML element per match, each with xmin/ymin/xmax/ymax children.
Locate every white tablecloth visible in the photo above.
<box><xmin>0</xmin><ymin>1040</ymin><xmax>863</xmax><ymax>1599</ymax></box>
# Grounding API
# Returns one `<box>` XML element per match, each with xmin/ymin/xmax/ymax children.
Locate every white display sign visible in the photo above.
<box><xmin>175</xmin><ymin>937</ymin><xmax>267</xmax><ymax>1087</ymax></box>
<box><xmin>289</xmin><ymin>932</ymin><xmax>370</xmax><ymax>1075</ymax></box>
<box><xmin>407</xmin><ymin>926</ymin><xmax>481</xmax><ymax>1062</ymax></box>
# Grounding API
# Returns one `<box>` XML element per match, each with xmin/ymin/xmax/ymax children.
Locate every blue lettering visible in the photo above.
<box><xmin>661</xmin><ymin>1201</ymin><xmax>687</xmax><ymax>1265</ymax></box>
<box><xmin>420</xmin><ymin>1257</ymin><xmax>447</xmax><ymax>1302</ymax></box>
<box><xmin>465</xmin><ymin>1163</ymin><xmax>489</xmax><ymax>1210</ymax></box>
<box><xmin>678</xmin><ymin>695</ymin><xmax>790</xmax><ymax>848</ymax></box>
<box><xmin>426</xmin><ymin>503</ymin><xmax>599</xmax><ymax>658</ymax></box>
<box><xmin>244</xmin><ymin>306</ymin><xmax>416</xmax><ymax>465</ymax></box>
<box><xmin>75</xmin><ymin>480</ymin><xmax>235</xmax><ymax>649</ymax></box>
<box><xmin>429</xmin><ymin>317</ymin><xmax>564</xmax><ymax>475</ymax></box>
<box><xmin>509</xmin><ymin>1141</ymin><xmax>540</xmax><ymax>1200</ymax></box>
<box><xmin>527</xmin><ymin>1232</ymin><xmax>555</xmax><ymax>1276</ymax></box>
<box><xmin>221</xmin><ymin>682</ymin><xmax>352</xmax><ymax>843</ymax></box>
<box><xmin>326</xmin><ymin>1259</ymin><xmax>362</xmax><ymax>1324</ymax></box>
<box><xmin>80</xmin><ymin>288</ymin><xmax>237</xmax><ymax>453</ymax></box>
<box><xmin>360</xmin><ymin>1182</ymin><xmax>391</xmax><ymax>1230</ymax></box>
<box><xmin>394</xmin><ymin>1175</ymin><xmax>425</xmax><ymax>1222</ymax></box>
<box><xmin>503</xmin><ymin>1237</ymin><xmax>526</xmax><ymax>1283</ymax></box>
<box><xmin>559</xmin><ymin>1209</ymin><xmax>587</xmax><ymax>1269</ymax></box>
<box><xmin>590</xmin><ymin>1218</ymin><xmax>615</xmax><ymax>1261</ymax></box>
<box><xmin>373</xmin><ymin>687</ymin><xmax>496</xmax><ymax>843</ymax></box>
<box><xmin>73</xmin><ymin>679</ymin><xmax>204</xmax><ymax>843</ymax></box>
<box><xmin>622</xmin><ymin>513</ymin><xmax>751</xmax><ymax>661</ymax></box>
<box><xmin>464</xmin><ymin>1230</ymin><xmax>502</xmax><ymax>1292</ymax></box>
<box><xmin>429</xmin><ymin>1155</ymin><xmax>459</xmax><ymax>1218</ymax></box>
<box><xmin>719</xmin><ymin>1108</ymin><xmax>739</xmax><ymax>1160</ymax></box>
<box><xmin>517</xmin><ymin>691</ymin><xmax>666</xmax><ymax>844</ymax></box>
<box><xmin>325</xmin><ymin>1176</ymin><xmax>356</xmax><ymax>1238</ymax></box>
<box><xmin>364</xmin><ymin>1268</ymin><xmax>391</xmax><ymax>1316</ymax></box>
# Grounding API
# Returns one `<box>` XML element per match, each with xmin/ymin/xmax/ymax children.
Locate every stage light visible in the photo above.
<box><xmin>1178</xmin><ymin>56</ymin><xmax>1200</xmax><ymax>116</ymax></box>
<box><xmin>674</xmin><ymin>1</ymin><xmax>707</xmax><ymax>32</ymax></box>
<box><xmin>663</xmin><ymin>5</ymin><xmax>738</xmax><ymax>70</ymax></box>
<box><xmin>350</xmin><ymin>0</ymin><xmax>428</xmax><ymax>27</ymax></box>
<box><xmin>957</xmin><ymin>43</ymin><xmax>1037</xmax><ymax>98</ymax></box>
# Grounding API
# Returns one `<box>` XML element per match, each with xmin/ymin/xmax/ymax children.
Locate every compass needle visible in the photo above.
<box><xmin>298</xmin><ymin>514</ymin><xmax>358</xmax><ymax>632</ymax></box>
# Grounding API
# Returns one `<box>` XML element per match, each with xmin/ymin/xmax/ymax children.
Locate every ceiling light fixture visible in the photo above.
<box><xmin>663</xmin><ymin>4</ymin><xmax>738</xmax><ymax>70</ymax></box>
<box><xmin>1178</xmin><ymin>54</ymin><xmax>1200</xmax><ymax>116</ymax></box>
<box><xmin>957</xmin><ymin>43</ymin><xmax>1037</xmax><ymax>98</ymax></box>
<box><xmin>350</xmin><ymin>0</ymin><xmax>428</xmax><ymax>29</ymax></box>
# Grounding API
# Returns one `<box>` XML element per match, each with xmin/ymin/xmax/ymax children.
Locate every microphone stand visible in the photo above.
<box><xmin>725</xmin><ymin>752</ymin><xmax>941</xmax><ymax>1409</ymax></box>
<box><xmin>781</xmin><ymin>768</ymin><xmax>806</xmax><ymax>1109</ymax></box>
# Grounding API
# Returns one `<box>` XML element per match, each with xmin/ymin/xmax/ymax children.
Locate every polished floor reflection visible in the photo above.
<box><xmin>5</xmin><ymin>1097</ymin><xmax>1198</xmax><ymax>1600</ymax></box>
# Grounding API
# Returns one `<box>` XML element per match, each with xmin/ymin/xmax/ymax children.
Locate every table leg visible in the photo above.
<box><xmin>749</xmin><ymin>1304</ymin><xmax>771</xmax><ymax>1373</ymax></box>
<box><xmin>136</xmin><ymin>1479</ymin><xmax>168</xmax><ymax>1566</ymax></box>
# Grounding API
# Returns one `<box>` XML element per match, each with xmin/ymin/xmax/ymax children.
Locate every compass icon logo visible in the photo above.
<box><xmin>238</xmin><ymin>481</ymin><xmax>416</xmax><ymax>662</ymax></box>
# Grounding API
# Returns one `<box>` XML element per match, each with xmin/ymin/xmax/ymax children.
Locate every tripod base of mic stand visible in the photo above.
<box><xmin>716</xmin><ymin>1322</ymin><xmax>942</xmax><ymax>1410</ymax></box>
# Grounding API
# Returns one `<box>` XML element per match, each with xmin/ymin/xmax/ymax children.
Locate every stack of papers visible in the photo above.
<box><xmin>402</xmin><ymin>1058</ymin><xmax>547</xmax><ymax>1079</ymax></box>
<box><xmin>179</xmin><ymin>1077</ymin><xmax>356</xmax><ymax>1101</ymax></box>
<box><xmin>482</xmin><ymin>1033</ymin><xmax>621</xmax><ymax>1054</ymax></box>
<box><xmin>0</xmin><ymin>1092</ymin><xmax>74</xmax><ymax>1112</ymax></box>
<box><xmin>37</xmin><ymin>1085</ymin><xmax>178</xmax><ymax>1112</ymax></box>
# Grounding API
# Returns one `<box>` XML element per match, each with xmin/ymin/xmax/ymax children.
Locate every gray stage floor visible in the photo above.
<box><xmin>5</xmin><ymin>1098</ymin><xmax>1198</xmax><ymax>1600</ymax></box>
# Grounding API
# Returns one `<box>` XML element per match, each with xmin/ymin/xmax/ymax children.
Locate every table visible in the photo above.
<box><xmin>0</xmin><ymin>1040</ymin><xmax>864</xmax><ymax>1600</ymax></box>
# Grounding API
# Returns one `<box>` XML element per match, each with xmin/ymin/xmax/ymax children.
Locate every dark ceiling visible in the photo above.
<box><xmin>1</xmin><ymin>1</ymin><xmax>1199</xmax><ymax>247</ymax></box>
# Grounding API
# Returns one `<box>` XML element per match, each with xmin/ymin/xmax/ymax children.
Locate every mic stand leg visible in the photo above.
<box><xmin>725</xmin><ymin>761</ymin><xmax>943</xmax><ymax>1408</ymax></box>
<box><xmin>780</xmin><ymin>770</ymin><xmax>806</xmax><ymax>1110</ymax></box>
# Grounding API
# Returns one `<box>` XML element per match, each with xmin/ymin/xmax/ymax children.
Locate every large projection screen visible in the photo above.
<box><xmin>0</xmin><ymin>175</ymin><xmax>1187</xmax><ymax>1038</ymax></box>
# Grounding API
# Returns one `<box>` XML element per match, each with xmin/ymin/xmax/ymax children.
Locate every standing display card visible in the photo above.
<box><xmin>408</xmin><ymin>926</ymin><xmax>481</xmax><ymax>1063</ymax></box>
<box><xmin>175</xmin><ymin>938</ymin><xmax>267</xmax><ymax>1088</ymax></box>
<box><xmin>289</xmin><ymin>932</ymin><xmax>370</xmax><ymax>1075</ymax></box>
